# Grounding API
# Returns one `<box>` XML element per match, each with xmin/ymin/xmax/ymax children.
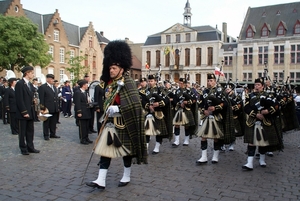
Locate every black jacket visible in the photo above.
<box><xmin>15</xmin><ymin>79</ymin><xmax>35</xmax><ymax>120</ymax></box>
<box><xmin>74</xmin><ymin>90</ymin><xmax>91</xmax><ymax>119</ymax></box>
<box><xmin>3</xmin><ymin>88</ymin><xmax>17</xmax><ymax>112</ymax></box>
<box><xmin>38</xmin><ymin>83</ymin><xmax>59</xmax><ymax>114</ymax></box>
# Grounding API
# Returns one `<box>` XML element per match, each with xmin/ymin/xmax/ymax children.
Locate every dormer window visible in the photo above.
<box><xmin>277</xmin><ymin>21</ymin><xmax>286</xmax><ymax>36</ymax></box>
<box><xmin>246</xmin><ymin>24</ymin><xmax>255</xmax><ymax>38</ymax></box>
<box><xmin>261</xmin><ymin>24</ymin><xmax>269</xmax><ymax>37</ymax></box>
<box><xmin>294</xmin><ymin>20</ymin><xmax>300</xmax><ymax>34</ymax></box>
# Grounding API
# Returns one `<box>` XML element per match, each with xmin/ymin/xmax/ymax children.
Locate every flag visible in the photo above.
<box><xmin>214</xmin><ymin>66</ymin><xmax>224</xmax><ymax>76</ymax></box>
<box><xmin>145</xmin><ymin>62</ymin><xmax>150</xmax><ymax>69</ymax></box>
<box><xmin>164</xmin><ymin>46</ymin><xmax>170</xmax><ymax>55</ymax></box>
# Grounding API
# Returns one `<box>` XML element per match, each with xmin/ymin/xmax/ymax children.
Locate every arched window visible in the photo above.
<box><xmin>261</xmin><ymin>26</ymin><xmax>269</xmax><ymax>37</ymax></box>
<box><xmin>294</xmin><ymin>20</ymin><xmax>300</xmax><ymax>34</ymax></box>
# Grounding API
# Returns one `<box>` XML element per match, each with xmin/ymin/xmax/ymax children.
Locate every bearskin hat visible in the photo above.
<box><xmin>255</xmin><ymin>77</ymin><xmax>264</xmax><ymax>85</ymax></box>
<box><xmin>102</xmin><ymin>40</ymin><xmax>132</xmax><ymax>83</ymax></box>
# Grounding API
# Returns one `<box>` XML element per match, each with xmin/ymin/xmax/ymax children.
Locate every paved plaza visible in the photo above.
<box><xmin>0</xmin><ymin>114</ymin><xmax>299</xmax><ymax>201</ymax></box>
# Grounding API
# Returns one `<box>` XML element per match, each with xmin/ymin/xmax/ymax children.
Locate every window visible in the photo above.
<box><xmin>185</xmin><ymin>48</ymin><xmax>190</xmax><ymax>66</ymax></box>
<box><xmin>224</xmin><ymin>56</ymin><xmax>232</xmax><ymax>66</ymax></box>
<box><xmin>165</xmin><ymin>53</ymin><xmax>170</xmax><ymax>67</ymax></box>
<box><xmin>93</xmin><ymin>56</ymin><xmax>96</xmax><ymax>68</ymax></box>
<box><xmin>258</xmin><ymin>72</ymin><xmax>263</xmax><ymax>78</ymax></box>
<box><xmin>243</xmin><ymin>72</ymin><xmax>252</xmax><ymax>82</ymax></box>
<box><xmin>166</xmin><ymin>35</ymin><xmax>171</xmax><ymax>44</ymax></box>
<box><xmin>261</xmin><ymin>26</ymin><xmax>269</xmax><ymax>37</ymax></box>
<box><xmin>59</xmin><ymin>48</ymin><xmax>65</xmax><ymax>63</ymax></box>
<box><xmin>185</xmin><ymin>33</ymin><xmax>191</xmax><ymax>42</ymax></box>
<box><xmin>225</xmin><ymin>73</ymin><xmax>232</xmax><ymax>79</ymax></box>
<box><xmin>294</xmin><ymin>20</ymin><xmax>300</xmax><ymax>34</ymax></box>
<box><xmin>175</xmin><ymin>50</ymin><xmax>180</xmax><ymax>67</ymax></box>
<box><xmin>196</xmin><ymin>74</ymin><xmax>201</xmax><ymax>84</ymax></box>
<box><xmin>60</xmin><ymin>69</ymin><xmax>64</xmax><ymax>82</ymax></box>
<box><xmin>146</xmin><ymin>51</ymin><xmax>151</xmax><ymax>67</ymax></box>
<box><xmin>258</xmin><ymin>46</ymin><xmax>268</xmax><ymax>64</ymax></box>
<box><xmin>156</xmin><ymin>50</ymin><xmax>160</xmax><ymax>67</ymax></box>
<box><xmin>246</xmin><ymin>26</ymin><xmax>254</xmax><ymax>38</ymax></box>
<box><xmin>48</xmin><ymin>67</ymin><xmax>54</xmax><ymax>74</ymax></box>
<box><xmin>207</xmin><ymin>47</ymin><xmax>213</xmax><ymax>66</ymax></box>
<box><xmin>290</xmin><ymin>44</ymin><xmax>300</xmax><ymax>64</ymax></box>
<box><xmin>84</xmin><ymin>54</ymin><xmax>88</xmax><ymax>67</ymax></box>
<box><xmin>54</xmin><ymin>30</ymin><xmax>59</xmax><ymax>41</ymax></box>
<box><xmin>196</xmin><ymin>48</ymin><xmax>201</xmax><ymax>66</ymax></box>
<box><xmin>290</xmin><ymin>72</ymin><xmax>300</xmax><ymax>83</ymax></box>
<box><xmin>165</xmin><ymin>74</ymin><xmax>170</xmax><ymax>81</ymax></box>
<box><xmin>89</xmin><ymin>36</ymin><xmax>93</xmax><ymax>48</ymax></box>
<box><xmin>176</xmin><ymin>34</ymin><xmax>180</xmax><ymax>43</ymax></box>
<box><xmin>70</xmin><ymin>72</ymin><xmax>74</xmax><ymax>81</ymax></box>
<box><xmin>69</xmin><ymin>50</ymin><xmax>75</xmax><ymax>64</ymax></box>
<box><xmin>243</xmin><ymin>47</ymin><xmax>253</xmax><ymax>65</ymax></box>
<box><xmin>277</xmin><ymin>24</ymin><xmax>285</xmax><ymax>36</ymax></box>
<box><xmin>14</xmin><ymin>6</ymin><xmax>19</xmax><ymax>12</ymax></box>
<box><xmin>273</xmin><ymin>72</ymin><xmax>284</xmax><ymax>83</ymax></box>
<box><xmin>49</xmin><ymin>46</ymin><xmax>54</xmax><ymax>62</ymax></box>
<box><xmin>274</xmin><ymin>45</ymin><xmax>284</xmax><ymax>64</ymax></box>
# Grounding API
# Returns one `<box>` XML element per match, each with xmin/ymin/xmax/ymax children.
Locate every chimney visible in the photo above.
<box><xmin>222</xmin><ymin>22</ymin><xmax>227</xmax><ymax>43</ymax></box>
<box><xmin>100</xmin><ymin>31</ymin><xmax>104</xmax><ymax>36</ymax></box>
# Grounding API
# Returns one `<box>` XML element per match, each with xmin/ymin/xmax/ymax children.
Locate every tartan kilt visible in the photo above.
<box><xmin>106</xmin><ymin>117</ymin><xmax>136</xmax><ymax>157</ymax></box>
<box><xmin>244</xmin><ymin>122</ymin><xmax>279</xmax><ymax>147</ymax></box>
<box><xmin>233</xmin><ymin>118</ymin><xmax>243</xmax><ymax>137</ymax></box>
<box><xmin>183</xmin><ymin>108</ymin><xmax>195</xmax><ymax>127</ymax></box>
<box><xmin>154</xmin><ymin>117</ymin><xmax>168</xmax><ymax>137</ymax></box>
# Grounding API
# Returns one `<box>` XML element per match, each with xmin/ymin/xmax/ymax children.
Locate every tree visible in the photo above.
<box><xmin>0</xmin><ymin>15</ymin><xmax>51</xmax><ymax>72</ymax></box>
<box><xmin>66</xmin><ymin>52</ymin><xmax>89</xmax><ymax>86</ymax></box>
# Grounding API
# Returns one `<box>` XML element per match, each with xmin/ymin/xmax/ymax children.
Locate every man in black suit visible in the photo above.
<box><xmin>38</xmin><ymin>74</ymin><xmax>60</xmax><ymax>140</ymax></box>
<box><xmin>73</xmin><ymin>80</ymin><xmax>92</xmax><ymax>145</ymax></box>
<box><xmin>94</xmin><ymin>77</ymin><xmax>105</xmax><ymax>133</ymax></box>
<box><xmin>1</xmin><ymin>78</ymin><xmax>8</xmax><ymax>124</ymax></box>
<box><xmin>84</xmin><ymin>75</ymin><xmax>97</xmax><ymax>133</ymax></box>
<box><xmin>15</xmin><ymin>66</ymin><xmax>40</xmax><ymax>155</ymax></box>
<box><xmin>3</xmin><ymin>78</ymin><xmax>18</xmax><ymax>135</ymax></box>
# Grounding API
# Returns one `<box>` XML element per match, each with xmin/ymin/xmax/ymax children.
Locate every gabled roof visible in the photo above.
<box><xmin>62</xmin><ymin>21</ymin><xmax>80</xmax><ymax>46</ymax></box>
<box><xmin>80</xmin><ymin>26</ymin><xmax>88</xmax><ymax>42</ymax></box>
<box><xmin>24</xmin><ymin>9</ymin><xmax>44</xmax><ymax>33</ymax></box>
<box><xmin>143</xmin><ymin>24</ymin><xmax>225</xmax><ymax>46</ymax></box>
<box><xmin>95</xmin><ymin>31</ymin><xmax>110</xmax><ymax>44</ymax></box>
<box><xmin>0</xmin><ymin>0</ymin><xmax>12</xmax><ymax>15</ymax></box>
<box><xmin>239</xmin><ymin>2</ymin><xmax>300</xmax><ymax>40</ymax></box>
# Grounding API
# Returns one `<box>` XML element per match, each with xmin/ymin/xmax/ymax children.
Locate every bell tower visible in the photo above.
<box><xmin>183</xmin><ymin>0</ymin><xmax>192</xmax><ymax>27</ymax></box>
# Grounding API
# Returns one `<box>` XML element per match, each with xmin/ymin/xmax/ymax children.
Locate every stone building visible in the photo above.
<box><xmin>237</xmin><ymin>2</ymin><xmax>300</xmax><ymax>86</ymax></box>
<box><xmin>141</xmin><ymin>0</ymin><xmax>237</xmax><ymax>86</ymax></box>
<box><xmin>0</xmin><ymin>0</ymin><xmax>109</xmax><ymax>84</ymax></box>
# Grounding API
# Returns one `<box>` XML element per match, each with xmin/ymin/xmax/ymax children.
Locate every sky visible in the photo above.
<box><xmin>22</xmin><ymin>0</ymin><xmax>297</xmax><ymax>43</ymax></box>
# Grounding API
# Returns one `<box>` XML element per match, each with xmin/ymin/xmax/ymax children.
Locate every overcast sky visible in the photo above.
<box><xmin>22</xmin><ymin>0</ymin><xmax>296</xmax><ymax>43</ymax></box>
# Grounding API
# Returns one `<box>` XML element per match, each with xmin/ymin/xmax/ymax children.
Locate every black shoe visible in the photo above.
<box><xmin>50</xmin><ymin>135</ymin><xmax>60</xmax><ymax>138</ymax></box>
<box><xmin>88</xmin><ymin>131</ymin><xmax>92</xmax><ymax>134</ymax></box>
<box><xmin>57</xmin><ymin>122</ymin><xmax>61</xmax><ymax>124</ymax></box>
<box><xmin>21</xmin><ymin>151</ymin><xmax>29</xmax><ymax>155</ymax></box>
<box><xmin>152</xmin><ymin>151</ymin><xmax>159</xmax><ymax>155</ymax></box>
<box><xmin>85</xmin><ymin>181</ymin><xmax>105</xmax><ymax>189</ymax></box>
<box><xmin>44</xmin><ymin>136</ymin><xmax>50</xmax><ymax>140</ymax></box>
<box><xmin>242</xmin><ymin>165</ymin><xmax>253</xmax><ymax>171</ymax></box>
<box><xmin>87</xmin><ymin>139</ymin><xmax>93</xmax><ymax>143</ymax></box>
<box><xmin>81</xmin><ymin>140</ymin><xmax>89</xmax><ymax>145</ymax></box>
<box><xmin>90</xmin><ymin>130</ymin><xmax>97</xmax><ymax>133</ymax></box>
<box><xmin>118</xmin><ymin>181</ymin><xmax>129</xmax><ymax>187</ymax></box>
<box><xmin>196</xmin><ymin>160</ymin><xmax>208</xmax><ymax>165</ymax></box>
<box><xmin>172</xmin><ymin>143</ymin><xmax>179</xmax><ymax>148</ymax></box>
<box><xmin>28</xmin><ymin>149</ymin><xmax>40</xmax><ymax>153</ymax></box>
<box><xmin>183</xmin><ymin>144</ymin><xmax>189</xmax><ymax>146</ymax></box>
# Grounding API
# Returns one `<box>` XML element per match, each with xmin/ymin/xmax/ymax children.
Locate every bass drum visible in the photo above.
<box><xmin>88</xmin><ymin>80</ymin><xmax>100</xmax><ymax>103</ymax></box>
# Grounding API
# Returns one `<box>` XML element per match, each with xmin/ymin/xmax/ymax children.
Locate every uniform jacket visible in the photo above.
<box><xmin>38</xmin><ymin>83</ymin><xmax>59</xmax><ymax>113</ymax></box>
<box><xmin>15</xmin><ymin>79</ymin><xmax>35</xmax><ymax>120</ymax></box>
<box><xmin>3</xmin><ymin>87</ymin><xmax>17</xmax><ymax>112</ymax></box>
<box><xmin>74</xmin><ymin>90</ymin><xmax>91</xmax><ymax>119</ymax></box>
<box><xmin>94</xmin><ymin>83</ymin><xmax>104</xmax><ymax>111</ymax></box>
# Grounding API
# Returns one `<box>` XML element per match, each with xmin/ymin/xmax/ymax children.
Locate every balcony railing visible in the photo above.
<box><xmin>169</xmin><ymin>65</ymin><xmax>183</xmax><ymax>70</ymax></box>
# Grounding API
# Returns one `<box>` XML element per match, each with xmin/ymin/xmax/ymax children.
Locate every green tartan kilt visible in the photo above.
<box><xmin>183</xmin><ymin>109</ymin><xmax>195</xmax><ymax>127</ymax></box>
<box><xmin>106</xmin><ymin>118</ymin><xmax>136</xmax><ymax>157</ymax></box>
<box><xmin>234</xmin><ymin>118</ymin><xmax>243</xmax><ymax>137</ymax></box>
<box><xmin>244</xmin><ymin>122</ymin><xmax>279</xmax><ymax>147</ymax></box>
<box><xmin>154</xmin><ymin>117</ymin><xmax>168</xmax><ymax>137</ymax></box>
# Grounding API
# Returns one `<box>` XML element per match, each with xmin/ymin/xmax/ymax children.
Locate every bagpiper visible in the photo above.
<box><xmin>196</xmin><ymin>73</ymin><xmax>234</xmax><ymax>164</ymax></box>
<box><xmin>242</xmin><ymin>78</ymin><xmax>283</xmax><ymax>171</ymax></box>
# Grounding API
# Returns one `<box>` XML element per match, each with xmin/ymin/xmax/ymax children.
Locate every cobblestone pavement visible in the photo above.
<box><xmin>0</xmin><ymin>113</ymin><xmax>299</xmax><ymax>201</ymax></box>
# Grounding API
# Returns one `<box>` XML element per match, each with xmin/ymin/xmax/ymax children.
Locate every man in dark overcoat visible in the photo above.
<box><xmin>15</xmin><ymin>66</ymin><xmax>40</xmax><ymax>155</ymax></box>
<box><xmin>38</xmin><ymin>74</ymin><xmax>60</xmax><ymax>140</ymax></box>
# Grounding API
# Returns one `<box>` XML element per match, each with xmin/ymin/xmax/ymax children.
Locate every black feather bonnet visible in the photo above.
<box><xmin>102</xmin><ymin>40</ymin><xmax>132</xmax><ymax>83</ymax></box>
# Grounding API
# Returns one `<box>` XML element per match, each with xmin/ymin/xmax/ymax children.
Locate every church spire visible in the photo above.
<box><xmin>183</xmin><ymin>0</ymin><xmax>192</xmax><ymax>27</ymax></box>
